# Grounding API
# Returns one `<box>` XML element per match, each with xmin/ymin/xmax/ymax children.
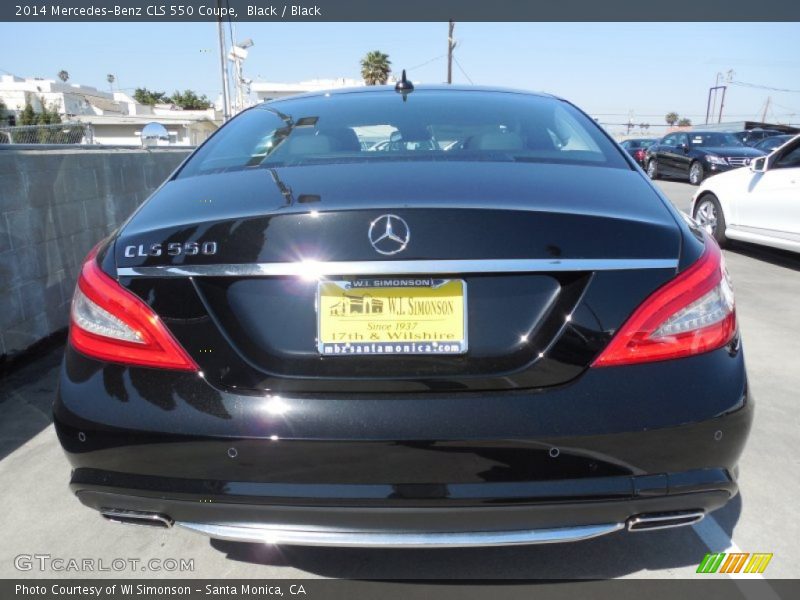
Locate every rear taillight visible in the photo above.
<box><xmin>69</xmin><ymin>246</ymin><xmax>198</xmax><ymax>371</ymax></box>
<box><xmin>592</xmin><ymin>237</ymin><xmax>736</xmax><ymax>367</ymax></box>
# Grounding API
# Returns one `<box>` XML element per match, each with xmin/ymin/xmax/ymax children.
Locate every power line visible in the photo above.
<box><xmin>452</xmin><ymin>55</ymin><xmax>473</xmax><ymax>85</ymax></box>
<box><xmin>407</xmin><ymin>54</ymin><xmax>446</xmax><ymax>72</ymax></box>
<box><xmin>729</xmin><ymin>79</ymin><xmax>800</xmax><ymax>94</ymax></box>
<box><xmin>771</xmin><ymin>101</ymin><xmax>800</xmax><ymax>113</ymax></box>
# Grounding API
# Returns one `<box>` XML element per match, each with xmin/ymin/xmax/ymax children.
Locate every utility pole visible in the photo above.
<box><xmin>706</xmin><ymin>73</ymin><xmax>722</xmax><ymax>124</ymax></box>
<box><xmin>447</xmin><ymin>20</ymin><xmax>455</xmax><ymax>84</ymax></box>
<box><xmin>761</xmin><ymin>97</ymin><xmax>771</xmax><ymax>123</ymax></box>
<box><xmin>705</xmin><ymin>72</ymin><xmax>727</xmax><ymax>124</ymax></box>
<box><xmin>216</xmin><ymin>0</ymin><xmax>231</xmax><ymax>121</ymax></box>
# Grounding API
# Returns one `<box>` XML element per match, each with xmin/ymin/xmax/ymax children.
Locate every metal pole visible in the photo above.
<box><xmin>235</xmin><ymin>57</ymin><xmax>244</xmax><ymax>113</ymax></box>
<box><xmin>707</xmin><ymin>73</ymin><xmax>722</xmax><ymax>124</ymax></box>
<box><xmin>447</xmin><ymin>20</ymin><xmax>454</xmax><ymax>84</ymax></box>
<box><xmin>706</xmin><ymin>86</ymin><xmax>727</xmax><ymax>125</ymax></box>
<box><xmin>217</xmin><ymin>3</ymin><xmax>231</xmax><ymax>121</ymax></box>
<box><xmin>231</xmin><ymin>22</ymin><xmax>241</xmax><ymax>114</ymax></box>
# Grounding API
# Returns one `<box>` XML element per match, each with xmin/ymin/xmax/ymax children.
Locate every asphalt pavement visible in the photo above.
<box><xmin>1</xmin><ymin>179</ymin><xmax>798</xmax><ymax>579</ymax></box>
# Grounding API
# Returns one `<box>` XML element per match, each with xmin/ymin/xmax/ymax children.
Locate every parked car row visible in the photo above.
<box><xmin>645</xmin><ymin>131</ymin><xmax>767</xmax><ymax>185</ymax></box>
<box><xmin>621</xmin><ymin>128</ymin><xmax>795</xmax><ymax>185</ymax></box>
<box><xmin>691</xmin><ymin>133</ymin><xmax>800</xmax><ymax>254</ymax></box>
<box><xmin>618</xmin><ymin>129</ymin><xmax>800</xmax><ymax>255</ymax></box>
<box><xmin>619</xmin><ymin>138</ymin><xmax>658</xmax><ymax>166</ymax></box>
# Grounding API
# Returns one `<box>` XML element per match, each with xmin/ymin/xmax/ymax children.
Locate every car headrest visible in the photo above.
<box><xmin>524</xmin><ymin>126</ymin><xmax>556</xmax><ymax>151</ymax></box>
<box><xmin>322</xmin><ymin>127</ymin><xmax>361</xmax><ymax>152</ymax></box>
<box><xmin>464</xmin><ymin>132</ymin><xmax>524</xmax><ymax>151</ymax></box>
<box><xmin>285</xmin><ymin>132</ymin><xmax>332</xmax><ymax>155</ymax></box>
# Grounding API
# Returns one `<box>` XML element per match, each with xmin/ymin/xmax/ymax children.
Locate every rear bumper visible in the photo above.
<box><xmin>72</xmin><ymin>471</ymin><xmax>730</xmax><ymax>546</ymax></box>
<box><xmin>54</xmin><ymin>343</ymin><xmax>753</xmax><ymax>546</ymax></box>
<box><xmin>76</xmin><ymin>487</ymin><xmax>720</xmax><ymax>547</ymax></box>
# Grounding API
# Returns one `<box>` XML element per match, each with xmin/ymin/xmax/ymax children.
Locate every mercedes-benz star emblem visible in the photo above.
<box><xmin>368</xmin><ymin>214</ymin><xmax>410</xmax><ymax>255</ymax></box>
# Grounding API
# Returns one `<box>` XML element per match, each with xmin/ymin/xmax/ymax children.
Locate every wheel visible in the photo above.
<box><xmin>689</xmin><ymin>161</ymin><xmax>705</xmax><ymax>185</ymax></box>
<box><xmin>693</xmin><ymin>194</ymin><xmax>727</xmax><ymax>246</ymax></box>
<box><xmin>646</xmin><ymin>159</ymin><xmax>659</xmax><ymax>180</ymax></box>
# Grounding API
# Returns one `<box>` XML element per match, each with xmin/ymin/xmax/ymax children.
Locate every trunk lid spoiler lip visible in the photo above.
<box><xmin>117</xmin><ymin>257</ymin><xmax>678</xmax><ymax>279</ymax></box>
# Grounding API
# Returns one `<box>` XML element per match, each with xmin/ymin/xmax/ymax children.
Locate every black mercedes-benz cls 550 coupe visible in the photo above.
<box><xmin>55</xmin><ymin>85</ymin><xmax>752</xmax><ymax>548</ymax></box>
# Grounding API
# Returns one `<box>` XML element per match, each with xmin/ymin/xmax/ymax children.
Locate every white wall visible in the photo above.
<box><xmin>90</xmin><ymin>123</ymin><xmax>215</xmax><ymax>147</ymax></box>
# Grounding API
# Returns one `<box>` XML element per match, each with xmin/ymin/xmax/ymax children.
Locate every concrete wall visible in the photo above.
<box><xmin>0</xmin><ymin>147</ymin><xmax>191</xmax><ymax>358</ymax></box>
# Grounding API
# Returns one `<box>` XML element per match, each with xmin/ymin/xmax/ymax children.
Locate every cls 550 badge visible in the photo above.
<box><xmin>124</xmin><ymin>241</ymin><xmax>218</xmax><ymax>258</ymax></box>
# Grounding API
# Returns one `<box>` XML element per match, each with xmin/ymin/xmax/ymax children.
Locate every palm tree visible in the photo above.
<box><xmin>360</xmin><ymin>51</ymin><xmax>391</xmax><ymax>86</ymax></box>
<box><xmin>677</xmin><ymin>117</ymin><xmax>692</xmax><ymax>127</ymax></box>
<box><xmin>57</xmin><ymin>70</ymin><xmax>69</xmax><ymax>82</ymax></box>
<box><xmin>107</xmin><ymin>74</ymin><xmax>115</xmax><ymax>91</ymax></box>
<box><xmin>665</xmin><ymin>112</ymin><xmax>679</xmax><ymax>126</ymax></box>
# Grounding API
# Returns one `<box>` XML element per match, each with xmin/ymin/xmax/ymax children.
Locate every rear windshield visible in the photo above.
<box><xmin>177</xmin><ymin>90</ymin><xmax>628</xmax><ymax>178</ymax></box>
<box><xmin>758</xmin><ymin>135</ymin><xmax>792</xmax><ymax>149</ymax></box>
<box><xmin>626</xmin><ymin>139</ymin><xmax>656</xmax><ymax>149</ymax></box>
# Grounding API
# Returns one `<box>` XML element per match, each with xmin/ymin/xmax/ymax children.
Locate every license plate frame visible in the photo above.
<box><xmin>316</xmin><ymin>278</ymin><xmax>468</xmax><ymax>356</ymax></box>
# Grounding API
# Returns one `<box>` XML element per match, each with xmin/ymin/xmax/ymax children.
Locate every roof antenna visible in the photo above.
<box><xmin>394</xmin><ymin>70</ymin><xmax>414</xmax><ymax>101</ymax></box>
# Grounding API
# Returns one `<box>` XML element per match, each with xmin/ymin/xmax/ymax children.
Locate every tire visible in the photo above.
<box><xmin>693</xmin><ymin>193</ymin><xmax>727</xmax><ymax>246</ymax></box>
<box><xmin>646</xmin><ymin>159</ymin><xmax>659</xmax><ymax>180</ymax></box>
<box><xmin>689</xmin><ymin>161</ymin><xmax>705</xmax><ymax>186</ymax></box>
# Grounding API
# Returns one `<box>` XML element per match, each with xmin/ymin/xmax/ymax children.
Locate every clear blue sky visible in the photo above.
<box><xmin>2</xmin><ymin>22</ymin><xmax>799</xmax><ymax>130</ymax></box>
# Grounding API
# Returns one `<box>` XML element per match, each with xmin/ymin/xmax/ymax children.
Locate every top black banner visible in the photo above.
<box><xmin>3</xmin><ymin>0</ymin><xmax>800</xmax><ymax>22</ymax></box>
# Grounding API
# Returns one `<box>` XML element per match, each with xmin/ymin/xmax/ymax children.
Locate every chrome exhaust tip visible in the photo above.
<box><xmin>100</xmin><ymin>508</ymin><xmax>173</xmax><ymax>529</ymax></box>
<box><xmin>627</xmin><ymin>510</ymin><xmax>705</xmax><ymax>532</ymax></box>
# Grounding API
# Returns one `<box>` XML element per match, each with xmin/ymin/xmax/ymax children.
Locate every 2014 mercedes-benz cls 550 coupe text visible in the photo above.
<box><xmin>54</xmin><ymin>85</ymin><xmax>752</xmax><ymax>548</ymax></box>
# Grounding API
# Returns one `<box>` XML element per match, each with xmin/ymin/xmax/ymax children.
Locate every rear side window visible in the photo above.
<box><xmin>178</xmin><ymin>90</ymin><xmax>628</xmax><ymax>178</ymax></box>
<box><xmin>689</xmin><ymin>133</ymin><xmax>744</xmax><ymax>147</ymax></box>
<box><xmin>774</xmin><ymin>143</ymin><xmax>800</xmax><ymax>169</ymax></box>
<box><xmin>662</xmin><ymin>135</ymin><xmax>677</xmax><ymax>147</ymax></box>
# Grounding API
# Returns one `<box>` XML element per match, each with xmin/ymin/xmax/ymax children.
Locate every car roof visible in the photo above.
<box><xmin>761</xmin><ymin>134</ymin><xmax>792</xmax><ymax>142</ymax></box>
<box><xmin>259</xmin><ymin>85</ymin><xmax>559</xmax><ymax>106</ymax></box>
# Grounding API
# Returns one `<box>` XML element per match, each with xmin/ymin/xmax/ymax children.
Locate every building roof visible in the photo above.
<box><xmin>72</xmin><ymin>114</ymin><xmax>217</xmax><ymax>127</ymax></box>
<box><xmin>695</xmin><ymin>121</ymin><xmax>800</xmax><ymax>133</ymax></box>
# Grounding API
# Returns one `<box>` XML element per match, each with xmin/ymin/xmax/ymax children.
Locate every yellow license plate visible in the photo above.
<box><xmin>317</xmin><ymin>278</ymin><xmax>467</xmax><ymax>356</ymax></box>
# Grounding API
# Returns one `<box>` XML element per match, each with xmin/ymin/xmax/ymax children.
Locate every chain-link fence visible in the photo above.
<box><xmin>0</xmin><ymin>122</ymin><xmax>92</xmax><ymax>144</ymax></box>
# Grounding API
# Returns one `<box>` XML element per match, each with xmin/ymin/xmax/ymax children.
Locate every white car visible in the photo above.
<box><xmin>691</xmin><ymin>134</ymin><xmax>800</xmax><ymax>253</ymax></box>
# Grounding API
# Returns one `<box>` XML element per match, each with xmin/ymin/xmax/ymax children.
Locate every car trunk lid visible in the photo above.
<box><xmin>116</xmin><ymin>161</ymin><xmax>681</xmax><ymax>393</ymax></box>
